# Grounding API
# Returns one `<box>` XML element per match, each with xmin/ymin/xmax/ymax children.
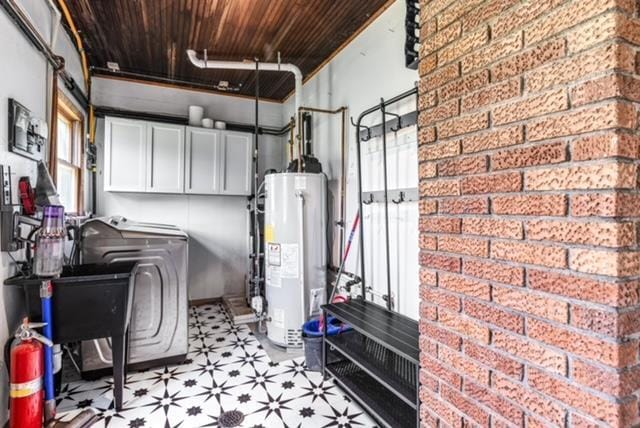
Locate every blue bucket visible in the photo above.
<box><xmin>303</xmin><ymin>316</ymin><xmax>350</xmax><ymax>337</ymax></box>
<box><xmin>302</xmin><ymin>316</ymin><xmax>351</xmax><ymax>372</ymax></box>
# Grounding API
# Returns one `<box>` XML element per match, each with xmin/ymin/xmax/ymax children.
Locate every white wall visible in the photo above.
<box><xmin>283</xmin><ymin>1</ymin><xmax>420</xmax><ymax>318</ymax></box>
<box><xmin>92</xmin><ymin>77</ymin><xmax>285</xmax><ymax>300</ymax></box>
<box><xmin>0</xmin><ymin>1</ymin><xmax>87</xmax><ymax>423</ymax></box>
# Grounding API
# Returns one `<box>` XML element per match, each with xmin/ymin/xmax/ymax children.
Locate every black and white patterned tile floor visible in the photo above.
<box><xmin>56</xmin><ymin>304</ymin><xmax>377</xmax><ymax>428</ymax></box>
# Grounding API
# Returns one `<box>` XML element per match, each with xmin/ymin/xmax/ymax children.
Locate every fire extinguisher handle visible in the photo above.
<box><xmin>28</xmin><ymin>331</ymin><xmax>53</xmax><ymax>348</ymax></box>
<box><xmin>24</xmin><ymin>322</ymin><xmax>47</xmax><ymax>329</ymax></box>
<box><xmin>15</xmin><ymin>323</ymin><xmax>53</xmax><ymax>347</ymax></box>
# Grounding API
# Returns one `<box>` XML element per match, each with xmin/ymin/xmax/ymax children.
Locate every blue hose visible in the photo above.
<box><xmin>40</xmin><ymin>280</ymin><xmax>56</xmax><ymax>421</ymax></box>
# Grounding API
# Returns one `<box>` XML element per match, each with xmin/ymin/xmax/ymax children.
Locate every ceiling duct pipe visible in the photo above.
<box><xmin>186</xmin><ymin>49</ymin><xmax>303</xmax><ymax>123</ymax></box>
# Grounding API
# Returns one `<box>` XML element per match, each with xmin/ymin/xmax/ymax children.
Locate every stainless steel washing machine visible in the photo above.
<box><xmin>80</xmin><ymin>216</ymin><xmax>188</xmax><ymax>376</ymax></box>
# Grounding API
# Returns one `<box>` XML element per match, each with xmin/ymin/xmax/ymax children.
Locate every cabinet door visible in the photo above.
<box><xmin>220</xmin><ymin>131</ymin><xmax>253</xmax><ymax>195</ymax></box>
<box><xmin>185</xmin><ymin>127</ymin><xmax>220</xmax><ymax>194</ymax></box>
<box><xmin>104</xmin><ymin>117</ymin><xmax>147</xmax><ymax>192</ymax></box>
<box><xmin>146</xmin><ymin>122</ymin><xmax>185</xmax><ymax>193</ymax></box>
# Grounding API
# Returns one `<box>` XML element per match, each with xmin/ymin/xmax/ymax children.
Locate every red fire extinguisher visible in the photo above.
<box><xmin>9</xmin><ymin>320</ymin><xmax>53</xmax><ymax>428</ymax></box>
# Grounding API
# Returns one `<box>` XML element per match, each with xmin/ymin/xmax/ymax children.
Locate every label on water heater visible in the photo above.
<box><xmin>272</xmin><ymin>308</ymin><xmax>285</xmax><ymax>328</ymax></box>
<box><xmin>267</xmin><ymin>266</ymin><xmax>282</xmax><ymax>288</ymax></box>
<box><xmin>268</xmin><ymin>243</ymin><xmax>281</xmax><ymax>266</ymax></box>
<box><xmin>266</xmin><ymin>243</ymin><xmax>283</xmax><ymax>288</ymax></box>
<box><xmin>265</xmin><ymin>224</ymin><xmax>275</xmax><ymax>243</ymax></box>
<box><xmin>281</xmin><ymin>244</ymin><xmax>299</xmax><ymax>278</ymax></box>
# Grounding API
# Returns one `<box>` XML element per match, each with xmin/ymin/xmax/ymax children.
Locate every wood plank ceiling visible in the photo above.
<box><xmin>62</xmin><ymin>0</ymin><xmax>392</xmax><ymax>101</ymax></box>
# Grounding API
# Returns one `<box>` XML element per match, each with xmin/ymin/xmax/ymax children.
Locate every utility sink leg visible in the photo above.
<box><xmin>112</xmin><ymin>334</ymin><xmax>126</xmax><ymax>411</ymax></box>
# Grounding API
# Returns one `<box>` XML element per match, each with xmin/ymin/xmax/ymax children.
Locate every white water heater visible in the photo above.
<box><xmin>264</xmin><ymin>173</ymin><xmax>327</xmax><ymax>348</ymax></box>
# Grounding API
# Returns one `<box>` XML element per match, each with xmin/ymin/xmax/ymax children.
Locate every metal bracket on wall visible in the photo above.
<box><xmin>357</xmin><ymin>110</ymin><xmax>417</xmax><ymax>141</ymax></box>
<box><xmin>360</xmin><ymin>187</ymin><xmax>419</xmax><ymax>205</ymax></box>
<box><xmin>353</xmin><ymin>86</ymin><xmax>418</xmax><ymax>312</ymax></box>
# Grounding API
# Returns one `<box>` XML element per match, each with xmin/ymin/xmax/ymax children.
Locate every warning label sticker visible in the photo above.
<box><xmin>281</xmin><ymin>244</ymin><xmax>299</xmax><ymax>278</ymax></box>
<box><xmin>268</xmin><ymin>243</ymin><xmax>281</xmax><ymax>266</ymax></box>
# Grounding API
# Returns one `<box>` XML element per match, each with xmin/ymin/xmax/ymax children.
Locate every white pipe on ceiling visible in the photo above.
<box><xmin>186</xmin><ymin>49</ymin><xmax>303</xmax><ymax>122</ymax></box>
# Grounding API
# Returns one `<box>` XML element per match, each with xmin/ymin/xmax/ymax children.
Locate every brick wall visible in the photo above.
<box><xmin>417</xmin><ymin>0</ymin><xmax>640</xmax><ymax>426</ymax></box>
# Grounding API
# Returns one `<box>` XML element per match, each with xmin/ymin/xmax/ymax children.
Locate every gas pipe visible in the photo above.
<box><xmin>9</xmin><ymin>320</ymin><xmax>52</xmax><ymax>428</ymax></box>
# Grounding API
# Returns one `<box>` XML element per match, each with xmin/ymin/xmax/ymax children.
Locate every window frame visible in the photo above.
<box><xmin>56</xmin><ymin>95</ymin><xmax>84</xmax><ymax>213</ymax></box>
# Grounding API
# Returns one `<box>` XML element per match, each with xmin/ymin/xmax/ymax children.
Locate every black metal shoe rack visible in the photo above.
<box><xmin>322</xmin><ymin>87</ymin><xmax>420</xmax><ymax>428</ymax></box>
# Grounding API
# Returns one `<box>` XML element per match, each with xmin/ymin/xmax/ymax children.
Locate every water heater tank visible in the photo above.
<box><xmin>264</xmin><ymin>173</ymin><xmax>327</xmax><ymax>348</ymax></box>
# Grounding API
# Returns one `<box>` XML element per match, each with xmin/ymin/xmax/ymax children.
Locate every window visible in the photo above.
<box><xmin>56</xmin><ymin>98</ymin><xmax>83</xmax><ymax>213</ymax></box>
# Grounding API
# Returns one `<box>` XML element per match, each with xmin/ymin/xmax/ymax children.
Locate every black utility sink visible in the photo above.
<box><xmin>5</xmin><ymin>262</ymin><xmax>137</xmax><ymax>343</ymax></box>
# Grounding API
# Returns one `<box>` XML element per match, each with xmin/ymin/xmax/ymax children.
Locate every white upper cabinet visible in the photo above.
<box><xmin>146</xmin><ymin>122</ymin><xmax>185</xmax><ymax>193</ymax></box>
<box><xmin>104</xmin><ymin>117</ymin><xmax>147</xmax><ymax>192</ymax></box>
<box><xmin>104</xmin><ymin>117</ymin><xmax>184</xmax><ymax>193</ymax></box>
<box><xmin>219</xmin><ymin>131</ymin><xmax>253</xmax><ymax>196</ymax></box>
<box><xmin>185</xmin><ymin>127</ymin><xmax>220</xmax><ymax>194</ymax></box>
<box><xmin>104</xmin><ymin>117</ymin><xmax>253</xmax><ymax>196</ymax></box>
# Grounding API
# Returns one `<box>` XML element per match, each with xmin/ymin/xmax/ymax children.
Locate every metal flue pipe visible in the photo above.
<box><xmin>186</xmin><ymin>49</ymin><xmax>303</xmax><ymax>122</ymax></box>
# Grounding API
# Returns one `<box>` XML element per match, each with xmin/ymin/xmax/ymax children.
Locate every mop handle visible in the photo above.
<box><xmin>343</xmin><ymin>212</ymin><xmax>360</xmax><ymax>262</ymax></box>
<box><xmin>328</xmin><ymin>210</ymin><xmax>361</xmax><ymax>306</ymax></box>
<box><xmin>321</xmin><ymin>211</ymin><xmax>361</xmax><ymax>332</ymax></box>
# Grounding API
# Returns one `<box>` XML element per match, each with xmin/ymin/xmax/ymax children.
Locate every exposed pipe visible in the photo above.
<box><xmin>49</xmin><ymin>68</ymin><xmax>59</xmax><ymax>182</ymax></box>
<box><xmin>288</xmin><ymin>117</ymin><xmax>296</xmax><ymax>163</ymax></box>
<box><xmin>3</xmin><ymin>1</ymin><xmax>61</xmax><ymax>69</ymax></box>
<box><xmin>297</xmin><ymin>109</ymin><xmax>303</xmax><ymax>172</ymax></box>
<box><xmin>56</xmin><ymin>0</ymin><xmax>91</xmax><ymax>95</ymax></box>
<box><xmin>93</xmin><ymin>67</ymin><xmax>270</xmax><ymax>101</ymax></box>
<box><xmin>54</xmin><ymin>0</ymin><xmax>96</xmax><ymax>222</ymax></box>
<box><xmin>42</xmin><ymin>0</ymin><xmax>61</xmax><ymax>169</ymax></box>
<box><xmin>296</xmin><ymin>191</ymin><xmax>306</xmax><ymax>326</ymax></box>
<box><xmin>92</xmin><ymin>105</ymin><xmax>290</xmax><ymax>135</ymax></box>
<box><xmin>299</xmin><ymin>107</ymin><xmax>346</xmax><ymax>115</ymax></box>
<box><xmin>297</xmin><ymin>106</ymin><xmax>348</xmax><ymax>262</ymax></box>
<box><xmin>1</xmin><ymin>0</ymin><xmax>88</xmax><ymax>109</ymax></box>
<box><xmin>303</xmin><ymin>113</ymin><xmax>312</xmax><ymax>155</ymax></box>
<box><xmin>186</xmin><ymin>49</ymin><xmax>303</xmax><ymax>122</ymax></box>
<box><xmin>253</xmin><ymin>59</ymin><xmax>261</xmax><ymax>300</ymax></box>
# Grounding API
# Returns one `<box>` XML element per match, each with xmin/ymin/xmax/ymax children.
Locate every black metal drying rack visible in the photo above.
<box><xmin>322</xmin><ymin>87</ymin><xmax>420</xmax><ymax>428</ymax></box>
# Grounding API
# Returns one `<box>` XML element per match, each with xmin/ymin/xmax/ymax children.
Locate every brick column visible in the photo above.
<box><xmin>418</xmin><ymin>1</ymin><xmax>640</xmax><ymax>426</ymax></box>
